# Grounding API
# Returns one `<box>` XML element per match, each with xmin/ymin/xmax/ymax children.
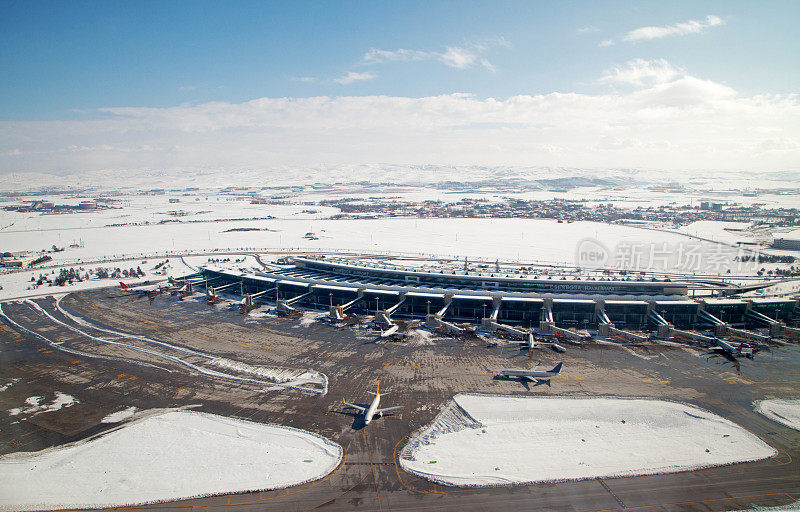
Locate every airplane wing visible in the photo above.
<box><xmin>523</xmin><ymin>376</ymin><xmax>540</xmax><ymax>383</ymax></box>
<box><xmin>375</xmin><ymin>406</ymin><xmax>402</xmax><ymax>415</ymax></box>
<box><xmin>342</xmin><ymin>400</ymin><xmax>366</xmax><ymax>413</ymax></box>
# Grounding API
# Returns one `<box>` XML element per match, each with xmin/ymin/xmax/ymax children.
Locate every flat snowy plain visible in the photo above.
<box><xmin>0</xmin><ymin>410</ymin><xmax>343</xmax><ymax>511</ymax></box>
<box><xmin>755</xmin><ymin>399</ymin><xmax>800</xmax><ymax>431</ymax></box>
<box><xmin>400</xmin><ymin>395</ymin><xmax>776</xmax><ymax>487</ymax></box>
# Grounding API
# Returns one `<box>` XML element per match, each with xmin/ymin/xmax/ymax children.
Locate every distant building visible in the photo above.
<box><xmin>78</xmin><ymin>201</ymin><xmax>98</xmax><ymax>210</ymax></box>
<box><xmin>0</xmin><ymin>253</ymin><xmax>38</xmax><ymax>267</ymax></box>
<box><xmin>700</xmin><ymin>201</ymin><xmax>724</xmax><ymax>211</ymax></box>
<box><xmin>772</xmin><ymin>238</ymin><xmax>800</xmax><ymax>251</ymax></box>
<box><xmin>169</xmin><ymin>198</ymin><xmax>180</xmax><ymax>203</ymax></box>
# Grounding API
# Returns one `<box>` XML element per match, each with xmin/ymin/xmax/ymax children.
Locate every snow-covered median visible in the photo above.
<box><xmin>0</xmin><ymin>410</ymin><xmax>343</xmax><ymax>511</ymax></box>
<box><xmin>755</xmin><ymin>399</ymin><xmax>800</xmax><ymax>431</ymax></box>
<box><xmin>399</xmin><ymin>395</ymin><xmax>776</xmax><ymax>487</ymax></box>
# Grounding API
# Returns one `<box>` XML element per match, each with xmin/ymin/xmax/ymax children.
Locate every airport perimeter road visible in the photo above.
<box><xmin>0</xmin><ymin>289</ymin><xmax>798</xmax><ymax>512</ymax></box>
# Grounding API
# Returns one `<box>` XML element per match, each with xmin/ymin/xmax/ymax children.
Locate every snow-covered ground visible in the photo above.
<box><xmin>101</xmin><ymin>406</ymin><xmax>138</xmax><ymax>423</ymax></box>
<box><xmin>728</xmin><ymin>499</ymin><xmax>800</xmax><ymax>511</ymax></box>
<box><xmin>755</xmin><ymin>399</ymin><xmax>800</xmax><ymax>431</ymax></box>
<box><xmin>0</xmin><ymin>410</ymin><xmax>343</xmax><ymax>511</ymax></box>
<box><xmin>400</xmin><ymin>395</ymin><xmax>776</xmax><ymax>487</ymax></box>
<box><xmin>8</xmin><ymin>392</ymin><xmax>78</xmax><ymax>417</ymax></box>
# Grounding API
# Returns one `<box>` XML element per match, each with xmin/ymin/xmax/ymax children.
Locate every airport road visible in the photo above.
<box><xmin>0</xmin><ymin>289</ymin><xmax>798</xmax><ymax>511</ymax></box>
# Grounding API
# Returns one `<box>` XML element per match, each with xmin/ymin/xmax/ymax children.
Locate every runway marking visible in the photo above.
<box><xmin>363</xmin><ymin>430</ymin><xmax>383</xmax><ymax>512</ymax></box>
<box><xmin>298</xmin><ymin>467</ymin><xmax>370</xmax><ymax>512</ymax></box>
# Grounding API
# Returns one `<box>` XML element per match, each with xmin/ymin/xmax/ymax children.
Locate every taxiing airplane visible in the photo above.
<box><xmin>342</xmin><ymin>382</ymin><xmax>401</xmax><ymax>425</ymax></box>
<box><xmin>497</xmin><ymin>361</ymin><xmax>563</xmax><ymax>384</ymax></box>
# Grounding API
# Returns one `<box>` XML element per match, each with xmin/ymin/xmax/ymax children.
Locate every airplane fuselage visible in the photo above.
<box><xmin>500</xmin><ymin>369</ymin><xmax>558</xmax><ymax>379</ymax></box>
<box><xmin>364</xmin><ymin>393</ymin><xmax>381</xmax><ymax>424</ymax></box>
<box><xmin>499</xmin><ymin>362</ymin><xmax>563</xmax><ymax>382</ymax></box>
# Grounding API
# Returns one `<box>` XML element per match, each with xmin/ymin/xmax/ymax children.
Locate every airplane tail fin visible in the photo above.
<box><xmin>551</xmin><ymin>362</ymin><xmax>563</xmax><ymax>374</ymax></box>
<box><xmin>120</xmin><ymin>282</ymin><xmax>130</xmax><ymax>290</ymax></box>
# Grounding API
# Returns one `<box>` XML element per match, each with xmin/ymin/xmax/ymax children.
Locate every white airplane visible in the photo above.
<box><xmin>518</xmin><ymin>332</ymin><xmax>536</xmax><ymax>350</ymax></box>
<box><xmin>380</xmin><ymin>325</ymin><xmax>399</xmax><ymax>338</ymax></box>
<box><xmin>119</xmin><ymin>281</ymin><xmax>172</xmax><ymax>295</ymax></box>
<box><xmin>712</xmin><ymin>338</ymin><xmax>753</xmax><ymax>358</ymax></box>
<box><xmin>342</xmin><ymin>382</ymin><xmax>401</xmax><ymax>425</ymax></box>
<box><xmin>498</xmin><ymin>361</ymin><xmax>563</xmax><ymax>384</ymax></box>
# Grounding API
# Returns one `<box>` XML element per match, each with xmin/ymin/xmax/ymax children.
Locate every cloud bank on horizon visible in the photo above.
<box><xmin>1</xmin><ymin>57</ymin><xmax>797</xmax><ymax>176</ymax></box>
<box><xmin>1</xmin><ymin>3</ymin><xmax>798</xmax><ymax>179</ymax></box>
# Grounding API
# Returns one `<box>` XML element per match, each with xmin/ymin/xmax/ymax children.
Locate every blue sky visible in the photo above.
<box><xmin>0</xmin><ymin>1</ymin><xmax>798</xmax><ymax>174</ymax></box>
<box><xmin>1</xmin><ymin>0</ymin><xmax>797</xmax><ymax>120</ymax></box>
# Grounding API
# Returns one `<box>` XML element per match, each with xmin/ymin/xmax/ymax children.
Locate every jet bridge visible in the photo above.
<box><xmin>329</xmin><ymin>291</ymin><xmax>365</xmax><ymax>321</ymax></box>
<box><xmin>375</xmin><ymin>295</ymin><xmax>406</xmax><ymax>327</ymax></box>
<box><xmin>244</xmin><ymin>287</ymin><xmax>277</xmax><ymax>306</ymax></box>
<box><xmin>596</xmin><ymin>304</ymin><xmax>649</xmax><ymax>343</ymax></box>
<box><xmin>277</xmin><ymin>289</ymin><xmax>314</xmax><ymax>314</ymax></box>
<box><xmin>207</xmin><ymin>281</ymin><xmax>240</xmax><ymax>298</ymax></box>
<box><xmin>480</xmin><ymin>297</ymin><xmax>530</xmax><ymax>337</ymax></box>
<box><xmin>745</xmin><ymin>308</ymin><xmax>798</xmax><ymax>337</ymax></box>
<box><xmin>699</xmin><ymin>306</ymin><xmax>771</xmax><ymax>342</ymax></box>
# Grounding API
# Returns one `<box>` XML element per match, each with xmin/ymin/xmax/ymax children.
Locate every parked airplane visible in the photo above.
<box><xmin>520</xmin><ymin>332</ymin><xmax>536</xmax><ymax>350</ymax></box>
<box><xmin>711</xmin><ymin>338</ymin><xmax>753</xmax><ymax>358</ymax></box>
<box><xmin>119</xmin><ymin>282</ymin><xmax>171</xmax><ymax>295</ymax></box>
<box><xmin>380</xmin><ymin>325</ymin><xmax>399</xmax><ymax>338</ymax></box>
<box><xmin>497</xmin><ymin>361</ymin><xmax>564</xmax><ymax>384</ymax></box>
<box><xmin>342</xmin><ymin>382</ymin><xmax>401</xmax><ymax>425</ymax></box>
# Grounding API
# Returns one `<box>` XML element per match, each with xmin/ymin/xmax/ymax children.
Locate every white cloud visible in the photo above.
<box><xmin>362</xmin><ymin>39</ymin><xmax>507</xmax><ymax>71</ymax></box>
<box><xmin>598</xmin><ymin>39</ymin><xmax>614</xmax><ymax>47</ymax></box>
<box><xmin>292</xmin><ymin>76</ymin><xmax>317</xmax><ymax>83</ymax></box>
<box><xmin>333</xmin><ymin>71</ymin><xmax>376</xmax><ymax>85</ymax></box>
<box><xmin>599</xmin><ymin>58</ymin><xmax>683</xmax><ymax>86</ymax></box>
<box><xmin>1</xmin><ymin>63</ymin><xmax>797</xmax><ymax>175</ymax></box>
<box><xmin>623</xmin><ymin>15</ymin><xmax>724</xmax><ymax>42</ymax></box>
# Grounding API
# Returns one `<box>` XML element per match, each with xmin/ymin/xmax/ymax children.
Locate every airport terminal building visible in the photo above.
<box><xmin>197</xmin><ymin>256</ymin><xmax>799</xmax><ymax>338</ymax></box>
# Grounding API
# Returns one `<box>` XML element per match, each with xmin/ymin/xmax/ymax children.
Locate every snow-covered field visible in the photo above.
<box><xmin>755</xmin><ymin>399</ymin><xmax>800</xmax><ymax>431</ymax></box>
<box><xmin>399</xmin><ymin>395</ymin><xmax>776</xmax><ymax>487</ymax></box>
<box><xmin>7</xmin><ymin>392</ymin><xmax>78</xmax><ymax>417</ymax></box>
<box><xmin>0</xmin><ymin>410</ymin><xmax>343</xmax><ymax>511</ymax></box>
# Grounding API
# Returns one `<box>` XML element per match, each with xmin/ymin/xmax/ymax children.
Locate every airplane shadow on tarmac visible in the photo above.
<box><xmin>493</xmin><ymin>375</ymin><xmax>551</xmax><ymax>391</ymax></box>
